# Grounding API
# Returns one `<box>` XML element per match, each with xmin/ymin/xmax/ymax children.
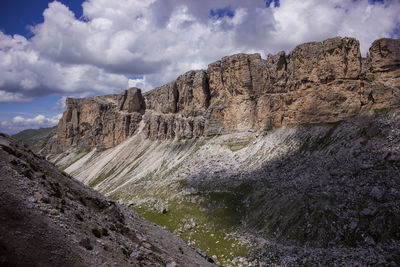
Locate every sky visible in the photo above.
<box><xmin>0</xmin><ymin>0</ymin><xmax>399</xmax><ymax>134</ymax></box>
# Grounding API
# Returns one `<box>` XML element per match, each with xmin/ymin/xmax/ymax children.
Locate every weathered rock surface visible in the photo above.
<box><xmin>47</xmin><ymin>37</ymin><xmax>400</xmax><ymax>151</ymax></box>
<box><xmin>365</xmin><ymin>38</ymin><xmax>400</xmax><ymax>88</ymax></box>
<box><xmin>0</xmin><ymin>134</ymin><xmax>215</xmax><ymax>266</ymax></box>
<box><xmin>47</xmin><ymin>88</ymin><xmax>145</xmax><ymax>152</ymax></box>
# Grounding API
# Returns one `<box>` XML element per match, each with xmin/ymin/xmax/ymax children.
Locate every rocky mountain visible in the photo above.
<box><xmin>46</xmin><ymin>37</ymin><xmax>399</xmax><ymax>153</ymax></box>
<box><xmin>52</xmin><ymin>108</ymin><xmax>400</xmax><ymax>266</ymax></box>
<box><xmin>43</xmin><ymin>37</ymin><xmax>400</xmax><ymax>266</ymax></box>
<box><xmin>0</xmin><ymin>133</ymin><xmax>215</xmax><ymax>266</ymax></box>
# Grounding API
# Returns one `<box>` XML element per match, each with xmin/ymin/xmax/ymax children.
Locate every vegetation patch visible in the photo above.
<box><xmin>372</xmin><ymin>107</ymin><xmax>393</xmax><ymax>115</ymax></box>
<box><xmin>224</xmin><ymin>135</ymin><xmax>255</xmax><ymax>152</ymax></box>
<box><xmin>131</xmin><ymin>199</ymin><xmax>251</xmax><ymax>266</ymax></box>
<box><xmin>118</xmin><ymin>180</ymin><xmax>256</xmax><ymax>266</ymax></box>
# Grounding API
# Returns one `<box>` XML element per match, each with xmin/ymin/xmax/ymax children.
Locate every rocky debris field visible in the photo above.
<box><xmin>62</xmin><ymin>109</ymin><xmax>400</xmax><ymax>266</ymax></box>
<box><xmin>0</xmin><ymin>133</ymin><xmax>215</xmax><ymax>266</ymax></box>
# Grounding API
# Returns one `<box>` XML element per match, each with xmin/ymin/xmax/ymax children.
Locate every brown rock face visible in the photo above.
<box><xmin>365</xmin><ymin>38</ymin><xmax>400</xmax><ymax>88</ymax></box>
<box><xmin>119</xmin><ymin>87</ymin><xmax>144</xmax><ymax>113</ymax></box>
<box><xmin>143</xmin><ymin>70</ymin><xmax>210</xmax><ymax>114</ymax></box>
<box><xmin>49</xmin><ymin>37</ymin><xmax>400</xmax><ymax>150</ymax></box>
<box><xmin>47</xmin><ymin>88</ymin><xmax>144</xmax><ymax>152</ymax></box>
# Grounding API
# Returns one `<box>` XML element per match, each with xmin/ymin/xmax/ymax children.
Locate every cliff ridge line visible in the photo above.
<box><xmin>46</xmin><ymin>37</ymin><xmax>400</xmax><ymax>152</ymax></box>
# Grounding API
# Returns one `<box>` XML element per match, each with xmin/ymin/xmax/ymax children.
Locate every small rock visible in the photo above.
<box><xmin>142</xmin><ymin>242</ymin><xmax>151</xmax><ymax>249</ymax></box>
<box><xmin>360</xmin><ymin>164</ymin><xmax>373</xmax><ymax>170</ymax></box>
<box><xmin>361</xmin><ymin>206</ymin><xmax>378</xmax><ymax>217</ymax></box>
<box><xmin>349</xmin><ymin>220</ymin><xmax>358</xmax><ymax>230</ymax></box>
<box><xmin>161</xmin><ymin>208</ymin><xmax>168</xmax><ymax>214</ymax></box>
<box><xmin>387</xmin><ymin>153</ymin><xmax>400</xmax><ymax>162</ymax></box>
<box><xmin>34</xmin><ymin>192</ymin><xmax>43</xmax><ymax>202</ymax></box>
<box><xmin>166</xmin><ymin>261</ymin><xmax>177</xmax><ymax>267</ymax></box>
<box><xmin>370</xmin><ymin>186</ymin><xmax>384</xmax><ymax>201</ymax></box>
<box><xmin>390</xmin><ymin>188</ymin><xmax>399</xmax><ymax>197</ymax></box>
<box><xmin>365</xmin><ymin>236</ymin><xmax>376</xmax><ymax>246</ymax></box>
<box><xmin>130</xmin><ymin>250</ymin><xmax>139</xmax><ymax>258</ymax></box>
<box><xmin>49</xmin><ymin>209</ymin><xmax>59</xmax><ymax>215</ymax></box>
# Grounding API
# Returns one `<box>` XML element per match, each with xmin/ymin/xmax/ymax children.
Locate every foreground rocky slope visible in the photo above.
<box><xmin>0</xmin><ymin>134</ymin><xmax>215</xmax><ymax>266</ymax></box>
<box><xmin>46</xmin><ymin>37</ymin><xmax>400</xmax><ymax>153</ymax></box>
<box><xmin>57</xmin><ymin>108</ymin><xmax>400</xmax><ymax>266</ymax></box>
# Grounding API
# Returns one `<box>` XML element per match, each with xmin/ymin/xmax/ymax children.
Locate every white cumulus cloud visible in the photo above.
<box><xmin>0</xmin><ymin>0</ymin><xmax>399</xmax><ymax>99</ymax></box>
<box><xmin>0</xmin><ymin>114</ymin><xmax>62</xmax><ymax>134</ymax></box>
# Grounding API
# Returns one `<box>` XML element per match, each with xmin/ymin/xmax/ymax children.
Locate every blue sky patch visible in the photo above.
<box><xmin>0</xmin><ymin>0</ymin><xmax>84</xmax><ymax>38</ymax></box>
<box><xmin>266</xmin><ymin>0</ymin><xmax>280</xmax><ymax>8</ymax></box>
<box><xmin>369</xmin><ymin>0</ymin><xmax>385</xmax><ymax>4</ymax></box>
<box><xmin>210</xmin><ymin>7</ymin><xmax>235</xmax><ymax>19</ymax></box>
<box><xmin>0</xmin><ymin>95</ymin><xmax>63</xmax><ymax>121</ymax></box>
<box><xmin>392</xmin><ymin>24</ymin><xmax>400</xmax><ymax>37</ymax></box>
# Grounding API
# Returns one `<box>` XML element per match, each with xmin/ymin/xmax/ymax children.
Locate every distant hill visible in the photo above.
<box><xmin>12</xmin><ymin>126</ymin><xmax>56</xmax><ymax>151</ymax></box>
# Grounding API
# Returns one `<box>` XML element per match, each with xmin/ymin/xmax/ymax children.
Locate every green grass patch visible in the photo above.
<box><xmin>132</xmin><ymin>198</ymin><xmax>251</xmax><ymax>266</ymax></box>
<box><xmin>224</xmin><ymin>135</ymin><xmax>255</xmax><ymax>152</ymax></box>
<box><xmin>372</xmin><ymin>107</ymin><xmax>393</xmax><ymax>115</ymax></box>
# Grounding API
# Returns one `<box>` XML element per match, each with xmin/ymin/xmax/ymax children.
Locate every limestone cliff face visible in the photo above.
<box><xmin>365</xmin><ymin>38</ymin><xmax>400</xmax><ymax>88</ymax></box>
<box><xmin>142</xmin><ymin>37</ymin><xmax>399</xmax><ymax>140</ymax></box>
<box><xmin>48</xmin><ymin>37</ymin><xmax>400</xmax><ymax>151</ymax></box>
<box><xmin>47</xmin><ymin>88</ymin><xmax>144</xmax><ymax>152</ymax></box>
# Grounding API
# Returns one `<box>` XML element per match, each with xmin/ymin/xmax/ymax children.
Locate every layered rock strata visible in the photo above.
<box><xmin>48</xmin><ymin>37</ymin><xmax>400</xmax><ymax>152</ymax></box>
<box><xmin>48</xmin><ymin>88</ymin><xmax>144</xmax><ymax>152</ymax></box>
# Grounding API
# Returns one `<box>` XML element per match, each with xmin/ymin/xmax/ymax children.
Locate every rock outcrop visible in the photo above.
<box><xmin>365</xmin><ymin>38</ymin><xmax>400</xmax><ymax>88</ymax></box>
<box><xmin>47</xmin><ymin>88</ymin><xmax>145</xmax><ymax>152</ymax></box>
<box><xmin>47</xmin><ymin>37</ymin><xmax>400</xmax><ymax>152</ymax></box>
